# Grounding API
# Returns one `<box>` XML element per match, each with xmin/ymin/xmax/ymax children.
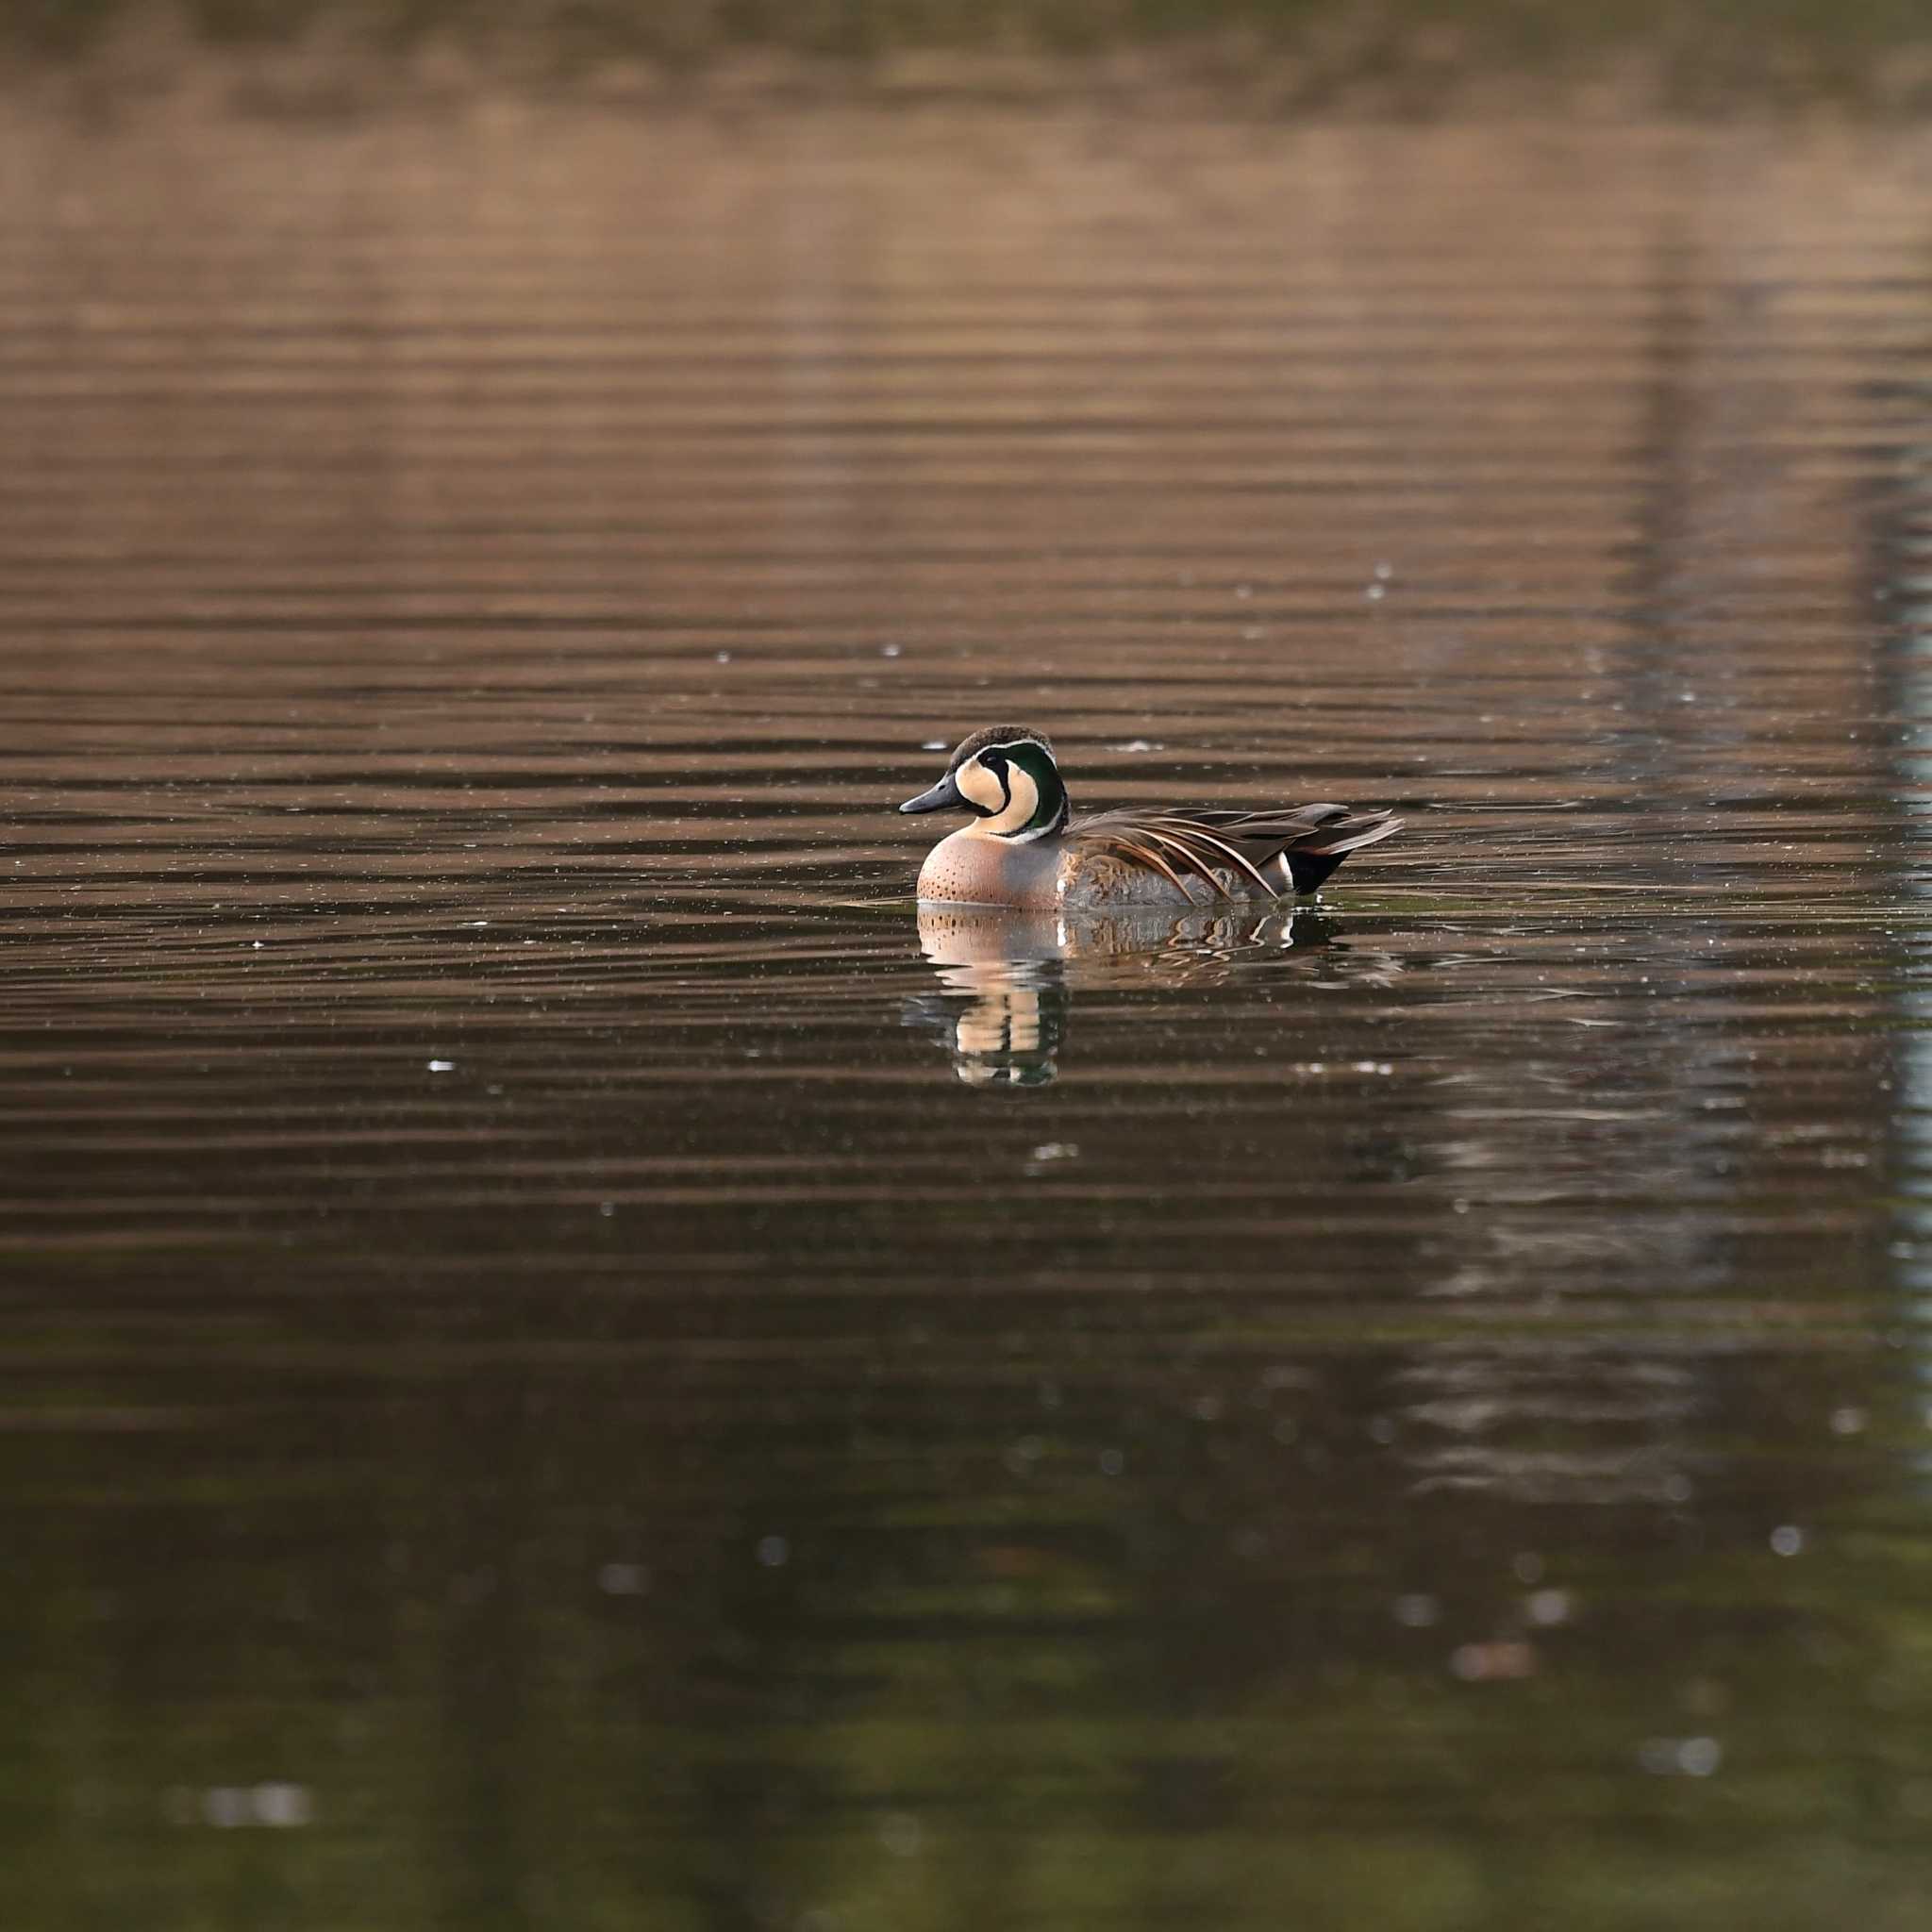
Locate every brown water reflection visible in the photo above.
<box><xmin>4</xmin><ymin>102</ymin><xmax>1932</xmax><ymax>1930</ymax></box>
<box><xmin>908</xmin><ymin>905</ymin><xmax>1366</xmax><ymax>1084</ymax></box>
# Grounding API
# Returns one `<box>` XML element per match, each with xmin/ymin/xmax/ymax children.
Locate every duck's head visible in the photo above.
<box><xmin>898</xmin><ymin>725</ymin><xmax>1069</xmax><ymax>841</ymax></box>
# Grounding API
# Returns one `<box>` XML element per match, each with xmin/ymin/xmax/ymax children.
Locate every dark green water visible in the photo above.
<box><xmin>4</xmin><ymin>108</ymin><xmax>1932</xmax><ymax>1929</ymax></box>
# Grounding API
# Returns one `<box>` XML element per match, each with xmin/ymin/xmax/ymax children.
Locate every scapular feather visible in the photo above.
<box><xmin>1071</xmin><ymin>803</ymin><xmax>1399</xmax><ymax>897</ymax></box>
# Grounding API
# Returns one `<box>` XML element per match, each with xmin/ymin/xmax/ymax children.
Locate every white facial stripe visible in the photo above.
<box><xmin>955</xmin><ymin>757</ymin><xmax>1007</xmax><ymax>814</ymax></box>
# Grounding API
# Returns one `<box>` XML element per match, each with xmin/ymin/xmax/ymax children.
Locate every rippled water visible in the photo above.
<box><xmin>6</xmin><ymin>106</ymin><xmax>1932</xmax><ymax>1927</ymax></box>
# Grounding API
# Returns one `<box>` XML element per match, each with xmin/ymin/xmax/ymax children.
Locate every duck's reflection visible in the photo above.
<box><xmin>904</xmin><ymin>903</ymin><xmax>1344</xmax><ymax>1087</ymax></box>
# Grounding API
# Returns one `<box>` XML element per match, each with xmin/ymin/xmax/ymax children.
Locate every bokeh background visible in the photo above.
<box><xmin>15</xmin><ymin>0</ymin><xmax>1932</xmax><ymax>108</ymax></box>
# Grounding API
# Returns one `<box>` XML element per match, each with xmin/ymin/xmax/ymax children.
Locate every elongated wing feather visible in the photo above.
<box><xmin>1071</xmin><ymin>803</ymin><xmax>1400</xmax><ymax>897</ymax></box>
<box><xmin>1126</xmin><ymin>816</ymin><xmax>1281</xmax><ymax>893</ymax></box>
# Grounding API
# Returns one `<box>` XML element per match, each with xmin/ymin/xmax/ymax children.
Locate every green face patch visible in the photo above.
<box><xmin>1002</xmin><ymin>740</ymin><xmax>1067</xmax><ymax>836</ymax></box>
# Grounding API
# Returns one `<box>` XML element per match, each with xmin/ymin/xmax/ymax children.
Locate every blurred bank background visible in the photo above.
<box><xmin>11</xmin><ymin>0</ymin><xmax>1932</xmax><ymax>106</ymax></box>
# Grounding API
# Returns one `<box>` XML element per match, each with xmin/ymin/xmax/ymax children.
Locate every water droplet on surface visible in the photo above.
<box><xmin>251</xmin><ymin>1784</ymin><xmax>314</xmax><ymax>1827</ymax></box>
<box><xmin>202</xmin><ymin>1788</ymin><xmax>249</xmax><ymax>1829</ymax></box>
<box><xmin>193</xmin><ymin>1783</ymin><xmax>314</xmax><ymax>1828</ymax></box>
<box><xmin>1451</xmin><ymin>1641</ymin><xmax>1537</xmax><ymax>1682</ymax></box>
<box><xmin>1640</xmin><ymin>1736</ymin><xmax>1722</xmax><ymax>1777</ymax></box>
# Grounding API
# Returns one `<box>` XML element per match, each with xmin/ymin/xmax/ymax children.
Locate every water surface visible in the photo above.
<box><xmin>4</xmin><ymin>106</ymin><xmax>1932</xmax><ymax>1930</ymax></box>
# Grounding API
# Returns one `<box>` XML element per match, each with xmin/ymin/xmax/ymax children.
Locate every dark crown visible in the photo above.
<box><xmin>948</xmin><ymin>724</ymin><xmax>1056</xmax><ymax>773</ymax></box>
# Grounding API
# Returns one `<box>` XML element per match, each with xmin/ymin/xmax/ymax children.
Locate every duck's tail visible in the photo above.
<box><xmin>1281</xmin><ymin>809</ymin><xmax>1403</xmax><ymax>895</ymax></box>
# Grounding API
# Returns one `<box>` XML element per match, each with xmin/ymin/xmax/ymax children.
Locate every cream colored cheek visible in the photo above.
<box><xmin>985</xmin><ymin>766</ymin><xmax>1040</xmax><ymax>834</ymax></box>
<box><xmin>955</xmin><ymin>758</ymin><xmax>1006</xmax><ymax>813</ymax></box>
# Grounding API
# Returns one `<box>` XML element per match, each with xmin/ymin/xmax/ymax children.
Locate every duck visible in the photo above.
<box><xmin>899</xmin><ymin>724</ymin><xmax>1401</xmax><ymax>911</ymax></box>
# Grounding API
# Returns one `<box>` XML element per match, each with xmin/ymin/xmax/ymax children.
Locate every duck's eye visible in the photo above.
<box><xmin>979</xmin><ymin>750</ymin><xmax>1008</xmax><ymax>776</ymax></box>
